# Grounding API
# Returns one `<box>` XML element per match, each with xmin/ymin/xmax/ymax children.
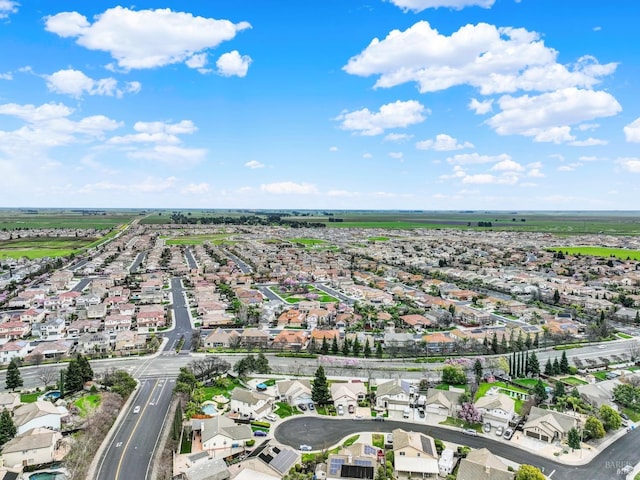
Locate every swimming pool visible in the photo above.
<box><xmin>28</xmin><ymin>471</ymin><xmax>67</xmax><ymax>480</ymax></box>
<box><xmin>202</xmin><ymin>403</ymin><xmax>217</xmax><ymax>415</ymax></box>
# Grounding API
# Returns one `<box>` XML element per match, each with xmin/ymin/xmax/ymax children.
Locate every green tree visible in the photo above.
<box><xmin>0</xmin><ymin>409</ymin><xmax>16</xmax><ymax>447</ymax></box>
<box><xmin>560</xmin><ymin>351</ymin><xmax>570</xmax><ymax>374</ymax></box>
<box><xmin>307</xmin><ymin>337</ymin><xmax>317</xmax><ymax>354</ymax></box>
<box><xmin>515</xmin><ymin>464</ymin><xmax>546</xmax><ymax>480</ymax></box>
<box><xmin>553</xmin><ymin>358</ymin><xmax>561</xmax><ymax>375</ymax></box>
<box><xmin>104</xmin><ymin>370</ymin><xmax>138</xmax><ymax>399</ymax></box>
<box><xmin>500</xmin><ymin>334</ymin><xmax>508</xmax><ymax>354</ymax></box>
<box><xmin>64</xmin><ymin>357</ymin><xmax>85</xmax><ymax>393</ymax></box>
<box><xmin>255</xmin><ymin>352</ymin><xmax>271</xmax><ymax>374</ymax></box>
<box><xmin>331</xmin><ymin>336</ymin><xmax>339</xmax><ymax>355</ymax></box>
<box><xmin>491</xmin><ymin>332</ymin><xmax>498</xmax><ymax>354</ymax></box>
<box><xmin>311</xmin><ymin>366</ymin><xmax>331</xmax><ymax>405</ymax></box>
<box><xmin>473</xmin><ymin>359</ymin><xmax>483</xmax><ymax>379</ymax></box>
<box><xmin>527</xmin><ymin>352</ymin><xmax>540</xmax><ymax>376</ymax></box>
<box><xmin>352</xmin><ymin>337</ymin><xmax>362</xmax><ymax>357</ymax></box>
<box><xmin>544</xmin><ymin>358</ymin><xmax>553</xmax><ymax>376</ymax></box>
<box><xmin>533</xmin><ymin>379</ymin><xmax>547</xmax><ymax>405</ymax></box>
<box><xmin>567</xmin><ymin>428</ymin><xmax>581</xmax><ymax>450</ymax></box>
<box><xmin>584</xmin><ymin>416</ymin><xmax>605</xmax><ymax>440</ymax></box>
<box><xmin>320</xmin><ymin>337</ymin><xmax>329</xmax><ymax>355</ymax></box>
<box><xmin>363</xmin><ymin>339</ymin><xmax>372</xmax><ymax>358</ymax></box>
<box><xmin>442</xmin><ymin>365</ymin><xmax>467</xmax><ymax>385</ymax></box>
<box><xmin>553</xmin><ymin>380</ymin><xmax>565</xmax><ymax>403</ymax></box>
<box><xmin>553</xmin><ymin>289</ymin><xmax>560</xmax><ymax>304</ymax></box>
<box><xmin>375</xmin><ymin>342</ymin><xmax>383</xmax><ymax>358</ymax></box>
<box><xmin>599</xmin><ymin>404</ymin><xmax>622</xmax><ymax>431</ymax></box>
<box><xmin>5</xmin><ymin>358</ymin><xmax>23</xmax><ymax>391</ymax></box>
<box><xmin>341</xmin><ymin>338</ymin><xmax>351</xmax><ymax>356</ymax></box>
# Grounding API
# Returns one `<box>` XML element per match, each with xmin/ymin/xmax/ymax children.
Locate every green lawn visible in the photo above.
<box><xmin>593</xmin><ymin>371</ymin><xmax>608</xmax><ymax>381</ymax></box>
<box><xmin>367</xmin><ymin>237</ymin><xmax>390</xmax><ymax>242</ymax></box>
<box><xmin>180</xmin><ymin>429</ymin><xmax>192</xmax><ymax>454</ymax></box>
<box><xmin>290</xmin><ymin>238</ymin><xmax>328</xmax><ymax>247</ymax></box>
<box><xmin>562</xmin><ymin>376</ymin><xmax>589</xmax><ymax>386</ymax></box>
<box><xmin>274</xmin><ymin>402</ymin><xmax>302</xmax><ymax>418</ymax></box>
<box><xmin>20</xmin><ymin>392</ymin><xmax>39</xmax><ymax>403</ymax></box>
<box><xmin>548</xmin><ymin>246</ymin><xmax>640</xmax><ymax>261</ymax></box>
<box><xmin>476</xmin><ymin>382</ymin><xmax>529</xmax><ymax>400</ymax></box>
<box><xmin>75</xmin><ymin>394</ymin><xmax>101</xmax><ymax>417</ymax></box>
<box><xmin>617</xmin><ymin>332</ymin><xmax>633</xmax><ymax>339</ymax></box>
<box><xmin>622</xmin><ymin>407</ymin><xmax>640</xmax><ymax>422</ymax></box>
<box><xmin>269</xmin><ymin>285</ymin><xmax>338</xmax><ymax>304</ymax></box>
<box><xmin>343</xmin><ymin>435</ymin><xmax>360</xmax><ymax>447</ymax></box>
<box><xmin>513</xmin><ymin>378</ymin><xmax>544</xmax><ymax>389</ymax></box>
<box><xmin>372</xmin><ymin>434</ymin><xmax>384</xmax><ymax>448</ymax></box>
<box><xmin>439</xmin><ymin>417</ymin><xmax>482</xmax><ymax>431</ymax></box>
<box><xmin>201</xmin><ymin>377</ymin><xmax>240</xmax><ymax>399</ymax></box>
<box><xmin>437</xmin><ymin>384</ymin><xmax>467</xmax><ymax>391</ymax></box>
<box><xmin>165</xmin><ymin>234</ymin><xmax>230</xmax><ymax>245</ymax></box>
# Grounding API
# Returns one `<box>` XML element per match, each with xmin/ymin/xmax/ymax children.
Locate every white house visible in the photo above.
<box><xmin>276</xmin><ymin>379</ymin><xmax>313</xmax><ymax>406</ymax></box>
<box><xmin>392</xmin><ymin>429</ymin><xmax>439</xmax><ymax>480</ymax></box>
<box><xmin>475</xmin><ymin>393</ymin><xmax>515</xmax><ymax>428</ymax></box>
<box><xmin>195</xmin><ymin>416</ymin><xmax>253</xmax><ymax>453</ymax></box>
<box><xmin>0</xmin><ymin>340</ymin><xmax>29</xmax><ymax>364</ymax></box>
<box><xmin>230</xmin><ymin>388</ymin><xmax>273</xmax><ymax>419</ymax></box>
<box><xmin>438</xmin><ymin>448</ymin><xmax>456</xmax><ymax>477</ymax></box>
<box><xmin>331</xmin><ymin>381</ymin><xmax>366</xmax><ymax>410</ymax></box>
<box><xmin>375</xmin><ymin>380</ymin><xmax>411</xmax><ymax>412</ymax></box>
<box><xmin>13</xmin><ymin>401</ymin><xmax>68</xmax><ymax>435</ymax></box>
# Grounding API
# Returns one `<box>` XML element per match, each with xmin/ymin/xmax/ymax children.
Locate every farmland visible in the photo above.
<box><xmin>0</xmin><ymin>237</ymin><xmax>99</xmax><ymax>260</ymax></box>
<box><xmin>0</xmin><ymin>210</ymin><xmax>138</xmax><ymax>230</ymax></box>
<box><xmin>548</xmin><ymin>246</ymin><xmax>640</xmax><ymax>261</ymax></box>
<box><xmin>164</xmin><ymin>234</ymin><xmax>232</xmax><ymax>246</ymax></box>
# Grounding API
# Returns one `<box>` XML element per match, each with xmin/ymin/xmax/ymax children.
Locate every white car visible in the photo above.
<box><xmin>133</xmin><ymin>406</ymin><xmax>141</xmax><ymax>414</ymax></box>
<box><xmin>463</xmin><ymin>428</ymin><xmax>478</xmax><ymax>436</ymax></box>
<box><xmin>265</xmin><ymin>414</ymin><xmax>278</xmax><ymax>422</ymax></box>
<box><xmin>299</xmin><ymin>444</ymin><xmax>312</xmax><ymax>451</ymax></box>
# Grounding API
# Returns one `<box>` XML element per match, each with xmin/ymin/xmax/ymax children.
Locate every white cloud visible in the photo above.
<box><xmin>386</xmin><ymin>0</ymin><xmax>495</xmax><ymax>12</ymax></box>
<box><xmin>336</xmin><ymin>100</ymin><xmax>427</xmax><ymax>136</ymax></box>
<box><xmin>362</xmin><ymin>153</ymin><xmax>373</xmax><ymax>159</ymax></box>
<box><xmin>45</xmin><ymin>7</ymin><xmax>251</xmax><ymax>70</ymax></box>
<box><xmin>181</xmin><ymin>183</ymin><xmax>210</xmax><ymax>195</ymax></box>
<box><xmin>329</xmin><ymin>146</ymin><xmax>339</xmax><ymax>152</ymax></box>
<box><xmin>216</xmin><ymin>50</ymin><xmax>252</xmax><ymax>77</ymax></box>
<box><xmin>569</xmin><ymin>137</ymin><xmax>608</xmax><ymax>146</ymax></box>
<box><xmin>447</xmin><ymin>152</ymin><xmax>512</xmax><ymax>165</ymax></box>
<box><xmin>344</xmin><ymin>21</ymin><xmax>617</xmax><ymax>95</ymax></box>
<box><xmin>127</xmin><ymin>145</ymin><xmax>207</xmax><ymax>167</ymax></box>
<box><xmin>384</xmin><ymin>133</ymin><xmax>412</xmax><ymax>142</ymax></box>
<box><xmin>577</xmin><ymin>123</ymin><xmax>599</xmax><ymax>131</ymax></box>
<box><xmin>548</xmin><ymin>153</ymin><xmax>565</xmax><ymax>162</ymax></box>
<box><xmin>260</xmin><ymin>182</ymin><xmax>318</xmax><ymax>194</ymax></box>
<box><xmin>469</xmin><ymin>98</ymin><xmax>493</xmax><ymax>115</ymax></box>
<box><xmin>490</xmin><ymin>158</ymin><xmax>524</xmax><ymax>171</ymax></box>
<box><xmin>389</xmin><ymin>151</ymin><xmax>404</xmax><ymax>159</ymax></box>
<box><xmin>487</xmin><ymin>87</ymin><xmax>621</xmax><ymax>142</ymax></box>
<box><xmin>578</xmin><ymin>156</ymin><xmax>602</xmax><ymax>162</ymax></box>
<box><xmin>0</xmin><ymin>0</ymin><xmax>18</xmax><ymax>18</ymax></box>
<box><xmin>45</xmin><ymin>68</ymin><xmax>140</xmax><ymax>98</ymax></box>
<box><xmin>416</xmin><ymin>133</ymin><xmax>473</xmax><ymax>151</ymax></box>
<box><xmin>186</xmin><ymin>53</ymin><xmax>208</xmax><ymax>69</ymax></box>
<box><xmin>624</xmin><ymin>118</ymin><xmax>640</xmax><ymax>143</ymax></box>
<box><xmin>109</xmin><ymin>120</ymin><xmax>196</xmax><ymax>145</ymax></box>
<box><xmin>461</xmin><ymin>173</ymin><xmax>519</xmax><ymax>185</ymax></box>
<box><xmin>617</xmin><ymin>158</ymin><xmax>640</xmax><ymax>173</ymax></box>
<box><xmin>557</xmin><ymin>165</ymin><xmax>575</xmax><ymax>172</ymax></box>
<box><xmin>528</xmin><ymin>168</ymin><xmax>545</xmax><ymax>178</ymax></box>
<box><xmin>244</xmin><ymin>160</ymin><xmax>264</xmax><ymax>169</ymax></box>
<box><xmin>0</xmin><ymin>72</ymin><xmax>12</xmax><ymax>80</ymax></box>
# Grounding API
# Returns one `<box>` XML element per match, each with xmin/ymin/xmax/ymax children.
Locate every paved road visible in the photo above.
<box><xmin>184</xmin><ymin>249</ymin><xmax>198</xmax><ymax>270</ymax></box>
<box><xmin>95</xmin><ymin>377</ymin><xmax>174</xmax><ymax>480</ymax></box>
<box><xmin>275</xmin><ymin>417</ymin><xmax>640</xmax><ymax>479</ymax></box>
<box><xmin>313</xmin><ymin>282</ymin><xmax>356</xmax><ymax>305</ymax></box>
<box><xmin>69</xmin><ymin>259</ymin><xmax>89</xmax><ymax>272</ymax></box>
<box><xmin>71</xmin><ymin>277</ymin><xmax>92</xmax><ymax>292</ymax></box>
<box><xmin>221</xmin><ymin>249</ymin><xmax>252</xmax><ymax>274</ymax></box>
<box><xmin>164</xmin><ymin>277</ymin><xmax>194</xmax><ymax>351</ymax></box>
<box><xmin>256</xmin><ymin>285</ymin><xmax>284</xmax><ymax>303</ymax></box>
<box><xmin>129</xmin><ymin>251</ymin><xmax>146</xmax><ymax>274</ymax></box>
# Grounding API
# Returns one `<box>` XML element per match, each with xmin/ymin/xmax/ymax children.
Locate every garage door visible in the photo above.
<box><xmin>540</xmin><ymin>435</ymin><xmax>549</xmax><ymax>442</ymax></box>
<box><xmin>526</xmin><ymin>431</ymin><xmax>539</xmax><ymax>440</ymax></box>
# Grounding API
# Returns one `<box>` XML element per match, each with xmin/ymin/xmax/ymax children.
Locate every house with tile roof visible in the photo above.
<box><xmin>456</xmin><ymin>448</ymin><xmax>514</xmax><ymax>480</ymax></box>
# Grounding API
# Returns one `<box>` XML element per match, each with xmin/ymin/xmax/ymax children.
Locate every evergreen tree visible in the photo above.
<box><xmin>473</xmin><ymin>359</ymin><xmax>483</xmax><ymax>379</ymax></box>
<box><xmin>311</xmin><ymin>366</ymin><xmax>331</xmax><ymax>405</ymax></box>
<box><xmin>342</xmin><ymin>338</ymin><xmax>351</xmax><ymax>356</ymax></box>
<box><xmin>375</xmin><ymin>342</ymin><xmax>383</xmax><ymax>358</ymax></box>
<box><xmin>508</xmin><ymin>330</ymin><xmax>515</xmax><ymax>351</ymax></box>
<box><xmin>363</xmin><ymin>339</ymin><xmax>372</xmax><ymax>358</ymax></box>
<box><xmin>491</xmin><ymin>332</ymin><xmax>498</xmax><ymax>354</ymax></box>
<box><xmin>527</xmin><ymin>352</ymin><xmax>540</xmax><ymax>376</ymax></box>
<box><xmin>482</xmin><ymin>336</ymin><xmax>489</xmax><ymax>353</ymax></box>
<box><xmin>64</xmin><ymin>358</ymin><xmax>84</xmax><ymax>393</ymax></box>
<box><xmin>635</xmin><ymin>311</ymin><xmax>640</xmax><ymax>325</ymax></box>
<box><xmin>320</xmin><ymin>337</ymin><xmax>329</xmax><ymax>355</ymax></box>
<box><xmin>522</xmin><ymin>351</ymin><xmax>528</xmax><ymax>377</ymax></box>
<box><xmin>331</xmin><ymin>336</ymin><xmax>339</xmax><ymax>355</ymax></box>
<box><xmin>560</xmin><ymin>351</ymin><xmax>570</xmax><ymax>374</ymax></box>
<box><xmin>308</xmin><ymin>337</ymin><xmax>317</xmax><ymax>354</ymax></box>
<box><xmin>567</xmin><ymin>428</ymin><xmax>581</xmax><ymax>450</ymax></box>
<box><xmin>515</xmin><ymin>353</ymin><xmax>520</xmax><ymax>378</ymax></box>
<box><xmin>553</xmin><ymin>289</ymin><xmax>560</xmax><ymax>304</ymax></box>
<box><xmin>76</xmin><ymin>354</ymin><xmax>94</xmax><ymax>383</ymax></box>
<box><xmin>553</xmin><ymin>380</ymin><xmax>565</xmax><ymax>402</ymax></box>
<box><xmin>5</xmin><ymin>359</ymin><xmax>23</xmax><ymax>391</ymax></box>
<box><xmin>533</xmin><ymin>379</ymin><xmax>547</xmax><ymax>404</ymax></box>
<box><xmin>533</xmin><ymin>332</ymin><xmax>540</xmax><ymax>348</ymax></box>
<box><xmin>0</xmin><ymin>409</ymin><xmax>16</xmax><ymax>447</ymax></box>
<box><xmin>553</xmin><ymin>358</ymin><xmax>561</xmax><ymax>375</ymax></box>
<box><xmin>516</xmin><ymin>331</ymin><xmax>524</xmax><ymax>351</ymax></box>
<box><xmin>352</xmin><ymin>337</ymin><xmax>362</xmax><ymax>357</ymax></box>
<box><xmin>544</xmin><ymin>358</ymin><xmax>553</xmax><ymax>376</ymax></box>
<box><xmin>500</xmin><ymin>334</ymin><xmax>507</xmax><ymax>354</ymax></box>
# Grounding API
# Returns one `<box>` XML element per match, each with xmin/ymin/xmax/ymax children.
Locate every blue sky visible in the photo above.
<box><xmin>1</xmin><ymin>0</ymin><xmax>639</xmax><ymax>210</ymax></box>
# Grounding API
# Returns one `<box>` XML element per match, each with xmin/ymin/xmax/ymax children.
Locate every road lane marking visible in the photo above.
<box><xmin>116</xmin><ymin>442</ymin><xmax>122</xmax><ymax>448</ymax></box>
<box><xmin>115</xmin><ymin>378</ymin><xmax>160</xmax><ymax>480</ymax></box>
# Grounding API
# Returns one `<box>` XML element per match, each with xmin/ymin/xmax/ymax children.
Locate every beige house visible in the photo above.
<box><xmin>0</xmin><ymin>392</ymin><xmax>21</xmax><ymax>411</ymax></box>
<box><xmin>457</xmin><ymin>448</ymin><xmax>514</xmax><ymax>480</ymax></box>
<box><xmin>194</xmin><ymin>416</ymin><xmax>252</xmax><ymax>453</ymax></box>
<box><xmin>392</xmin><ymin>428</ymin><xmax>439</xmax><ymax>479</ymax></box>
<box><xmin>331</xmin><ymin>381</ymin><xmax>366</xmax><ymax>411</ymax></box>
<box><xmin>1</xmin><ymin>427</ymin><xmax>63</xmax><ymax>469</ymax></box>
<box><xmin>475</xmin><ymin>393</ymin><xmax>515</xmax><ymax>428</ymax></box>
<box><xmin>522</xmin><ymin>406</ymin><xmax>577</xmax><ymax>443</ymax></box>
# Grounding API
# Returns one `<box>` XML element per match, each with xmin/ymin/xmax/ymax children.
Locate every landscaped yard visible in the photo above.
<box><xmin>562</xmin><ymin>376</ymin><xmax>589</xmax><ymax>386</ymax></box>
<box><xmin>512</xmin><ymin>378</ymin><xmax>542</xmax><ymax>389</ymax></box>
<box><xmin>75</xmin><ymin>394</ymin><xmax>101</xmax><ymax>417</ymax></box>
<box><xmin>201</xmin><ymin>377</ymin><xmax>240</xmax><ymax>399</ymax></box>
<box><xmin>617</xmin><ymin>332</ymin><xmax>633</xmax><ymax>339</ymax></box>
<box><xmin>274</xmin><ymin>402</ymin><xmax>302</xmax><ymax>418</ymax></box>
<box><xmin>343</xmin><ymin>435</ymin><xmax>360</xmax><ymax>447</ymax></box>
<box><xmin>372</xmin><ymin>433</ymin><xmax>384</xmax><ymax>448</ymax></box>
<box><xmin>20</xmin><ymin>392</ymin><xmax>39</xmax><ymax>403</ymax></box>
<box><xmin>622</xmin><ymin>407</ymin><xmax>640</xmax><ymax>422</ymax></box>
<box><xmin>593</xmin><ymin>371</ymin><xmax>608</xmax><ymax>381</ymax></box>
<box><xmin>439</xmin><ymin>416</ymin><xmax>482</xmax><ymax>432</ymax></box>
<box><xmin>269</xmin><ymin>285</ymin><xmax>338</xmax><ymax>304</ymax></box>
<box><xmin>476</xmin><ymin>381</ymin><xmax>528</xmax><ymax>413</ymax></box>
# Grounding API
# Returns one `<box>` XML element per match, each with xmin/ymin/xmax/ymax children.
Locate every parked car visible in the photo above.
<box><xmin>308</xmin><ymin>403</ymin><xmax>315</xmax><ymax>411</ymax></box>
<box><xmin>133</xmin><ymin>406</ymin><xmax>141</xmax><ymax>414</ymax></box>
<box><xmin>503</xmin><ymin>429</ymin><xmax>514</xmax><ymax>440</ymax></box>
<box><xmin>254</xmin><ymin>430</ymin><xmax>268</xmax><ymax>437</ymax></box>
<box><xmin>418</xmin><ymin>410</ymin><xmax>425</xmax><ymax>419</ymax></box>
<box><xmin>337</xmin><ymin>406</ymin><xmax>344</xmax><ymax>415</ymax></box>
<box><xmin>463</xmin><ymin>429</ymin><xmax>478</xmax><ymax>436</ymax></box>
<box><xmin>483</xmin><ymin>422</ymin><xmax>491</xmax><ymax>433</ymax></box>
<box><xmin>621</xmin><ymin>413</ymin><xmax>630</xmax><ymax>421</ymax></box>
<box><xmin>298</xmin><ymin>404</ymin><xmax>307</xmax><ymax>411</ymax></box>
<box><xmin>265</xmin><ymin>414</ymin><xmax>278</xmax><ymax>422</ymax></box>
<box><xmin>495</xmin><ymin>426</ymin><xmax>504</xmax><ymax>437</ymax></box>
<box><xmin>348</xmin><ymin>404</ymin><xmax>355</xmax><ymax>414</ymax></box>
<box><xmin>299</xmin><ymin>444</ymin><xmax>313</xmax><ymax>451</ymax></box>
<box><xmin>373</xmin><ymin>416</ymin><xmax>385</xmax><ymax>422</ymax></box>
<box><xmin>386</xmin><ymin>434</ymin><xmax>393</xmax><ymax>445</ymax></box>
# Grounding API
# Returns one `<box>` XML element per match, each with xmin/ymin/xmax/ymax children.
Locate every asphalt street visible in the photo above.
<box><xmin>95</xmin><ymin>377</ymin><xmax>174</xmax><ymax>480</ymax></box>
<box><xmin>164</xmin><ymin>277</ymin><xmax>194</xmax><ymax>352</ymax></box>
<box><xmin>274</xmin><ymin>417</ymin><xmax>640</xmax><ymax>480</ymax></box>
<box><xmin>71</xmin><ymin>277</ymin><xmax>92</xmax><ymax>292</ymax></box>
<box><xmin>184</xmin><ymin>249</ymin><xmax>198</xmax><ymax>270</ymax></box>
<box><xmin>129</xmin><ymin>251</ymin><xmax>146</xmax><ymax>274</ymax></box>
<box><xmin>221</xmin><ymin>249</ymin><xmax>252</xmax><ymax>274</ymax></box>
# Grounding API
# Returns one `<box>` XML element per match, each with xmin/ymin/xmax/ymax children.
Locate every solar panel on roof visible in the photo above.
<box><xmin>329</xmin><ymin>458</ymin><xmax>345</xmax><ymax>475</ymax></box>
<box><xmin>270</xmin><ymin>449</ymin><xmax>298</xmax><ymax>474</ymax></box>
<box><xmin>363</xmin><ymin>445</ymin><xmax>378</xmax><ymax>456</ymax></box>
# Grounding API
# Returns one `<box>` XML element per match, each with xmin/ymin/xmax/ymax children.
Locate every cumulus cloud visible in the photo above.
<box><xmin>617</xmin><ymin>158</ymin><xmax>640</xmax><ymax>173</ymax></box>
<box><xmin>487</xmin><ymin>87</ymin><xmax>621</xmax><ymax>142</ymax></box>
<box><xmin>216</xmin><ymin>50</ymin><xmax>252</xmax><ymax>77</ymax></box>
<box><xmin>181</xmin><ymin>183</ymin><xmax>210</xmax><ymax>194</ymax></box>
<box><xmin>0</xmin><ymin>0</ymin><xmax>18</xmax><ymax>18</ymax></box>
<box><xmin>469</xmin><ymin>98</ymin><xmax>493</xmax><ymax>114</ymax></box>
<box><xmin>336</xmin><ymin>100</ymin><xmax>427</xmax><ymax>136</ymax></box>
<box><xmin>109</xmin><ymin>120</ymin><xmax>196</xmax><ymax>145</ymax></box>
<box><xmin>624</xmin><ymin>118</ymin><xmax>640</xmax><ymax>143</ymax></box>
<box><xmin>45</xmin><ymin>7</ymin><xmax>251</xmax><ymax>70</ymax></box>
<box><xmin>384</xmin><ymin>133</ymin><xmax>412</xmax><ymax>142</ymax></box>
<box><xmin>244</xmin><ymin>160</ymin><xmax>264</xmax><ymax>169</ymax></box>
<box><xmin>344</xmin><ymin>21</ymin><xmax>617</xmax><ymax>95</ymax></box>
<box><xmin>416</xmin><ymin>133</ymin><xmax>473</xmax><ymax>151</ymax></box>
<box><xmin>386</xmin><ymin>0</ymin><xmax>495</xmax><ymax>11</ymax></box>
<box><xmin>127</xmin><ymin>145</ymin><xmax>207</xmax><ymax>167</ymax></box>
<box><xmin>260</xmin><ymin>182</ymin><xmax>318</xmax><ymax>194</ymax></box>
<box><xmin>45</xmin><ymin>68</ymin><xmax>141</xmax><ymax>98</ymax></box>
<box><xmin>447</xmin><ymin>152</ymin><xmax>512</xmax><ymax>165</ymax></box>
<box><xmin>569</xmin><ymin>137</ymin><xmax>608</xmax><ymax>146</ymax></box>
<box><xmin>490</xmin><ymin>158</ymin><xmax>524</xmax><ymax>171</ymax></box>
<box><xmin>389</xmin><ymin>151</ymin><xmax>404</xmax><ymax>159</ymax></box>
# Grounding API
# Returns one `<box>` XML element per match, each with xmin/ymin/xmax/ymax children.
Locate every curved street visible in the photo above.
<box><xmin>274</xmin><ymin>416</ymin><xmax>640</xmax><ymax>479</ymax></box>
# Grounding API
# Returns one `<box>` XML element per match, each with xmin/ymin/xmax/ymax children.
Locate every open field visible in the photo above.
<box><xmin>269</xmin><ymin>285</ymin><xmax>338</xmax><ymax>304</ymax></box>
<box><xmin>548</xmin><ymin>246</ymin><xmax>640</xmax><ymax>261</ymax></box>
<box><xmin>290</xmin><ymin>238</ymin><xmax>327</xmax><ymax>246</ymax></box>
<box><xmin>0</xmin><ymin>236</ymin><xmax>99</xmax><ymax>260</ymax></box>
<box><xmin>0</xmin><ymin>210</ymin><xmax>137</xmax><ymax>230</ymax></box>
<box><xmin>137</xmin><ymin>210</ymin><xmax>640</xmax><ymax>234</ymax></box>
<box><xmin>164</xmin><ymin>234</ymin><xmax>231</xmax><ymax>245</ymax></box>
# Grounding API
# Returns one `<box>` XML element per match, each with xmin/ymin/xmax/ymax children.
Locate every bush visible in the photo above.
<box><xmin>251</xmin><ymin>420</ymin><xmax>271</xmax><ymax>429</ymax></box>
<box><xmin>246</xmin><ymin>439</ymin><xmax>255</xmax><ymax>447</ymax></box>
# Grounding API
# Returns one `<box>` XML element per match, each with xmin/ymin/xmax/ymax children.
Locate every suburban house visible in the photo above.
<box><xmin>331</xmin><ymin>381</ymin><xmax>366</xmax><ymax>411</ymax></box>
<box><xmin>276</xmin><ymin>379</ymin><xmax>313</xmax><ymax>406</ymax></box>
<box><xmin>114</xmin><ymin>331</ymin><xmax>146</xmax><ymax>353</ymax></box>
<box><xmin>522</xmin><ymin>406</ymin><xmax>578</xmax><ymax>443</ymax></box>
<box><xmin>456</xmin><ymin>448</ymin><xmax>514</xmax><ymax>480</ymax></box>
<box><xmin>0</xmin><ymin>321</ymin><xmax>31</xmax><ymax>341</ymax></box>
<box><xmin>325</xmin><ymin>443</ymin><xmax>381</xmax><ymax>480</ymax></box>
<box><xmin>375</xmin><ymin>380</ymin><xmax>411</xmax><ymax>412</ymax></box>
<box><xmin>76</xmin><ymin>332</ymin><xmax>112</xmax><ymax>355</ymax></box>
<box><xmin>1</xmin><ymin>427</ymin><xmax>63</xmax><ymax>469</ymax></box>
<box><xmin>25</xmin><ymin>340</ymin><xmax>73</xmax><ymax>362</ymax></box>
<box><xmin>136</xmin><ymin>304</ymin><xmax>166</xmax><ymax>332</ymax></box>
<box><xmin>194</xmin><ymin>415</ymin><xmax>253</xmax><ymax>454</ymax></box>
<box><xmin>392</xmin><ymin>428</ymin><xmax>439</xmax><ymax>479</ymax></box>
<box><xmin>178</xmin><ymin>455</ymin><xmax>230</xmax><ymax>480</ymax></box>
<box><xmin>576</xmin><ymin>379</ymin><xmax>622</xmax><ymax>409</ymax></box>
<box><xmin>271</xmin><ymin>330</ymin><xmax>307</xmax><ymax>351</ymax></box>
<box><xmin>239</xmin><ymin>442</ymin><xmax>299</xmax><ymax>479</ymax></box>
<box><xmin>86</xmin><ymin>303</ymin><xmax>108</xmax><ymax>320</ymax></box>
<box><xmin>104</xmin><ymin>314</ymin><xmax>133</xmax><ymax>333</ymax></box>
<box><xmin>13</xmin><ymin>401</ymin><xmax>68</xmax><ymax>435</ymax></box>
<box><xmin>239</xmin><ymin>328</ymin><xmax>270</xmax><ymax>349</ymax></box>
<box><xmin>230</xmin><ymin>388</ymin><xmax>273</xmax><ymax>419</ymax></box>
<box><xmin>475</xmin><ymin>393</ymin><xmax>515</xmax><ymax>428</ymax></box>
<box><xmin>0</xmin><ymin>340</ymin><xmax>30</xmax><ymax>364</ymax></box>
<box><xmin>423</xmin><ymin>389</ymin><xmax>461</xmax><ymax>418</ymax></box>
<box><xmin>438</xmin><ymin>448</ymin><xmax>457</xmax><ymax>477</ymax></box>
<box><xmin>204</xmin><ymin>329</ymin><xmax>241</xmax><ymax>349</ymax></box>
<box><xmin>0</xmin><ymin>392</ymin><xmax>21</xmax><ymax>411</ymax></box>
